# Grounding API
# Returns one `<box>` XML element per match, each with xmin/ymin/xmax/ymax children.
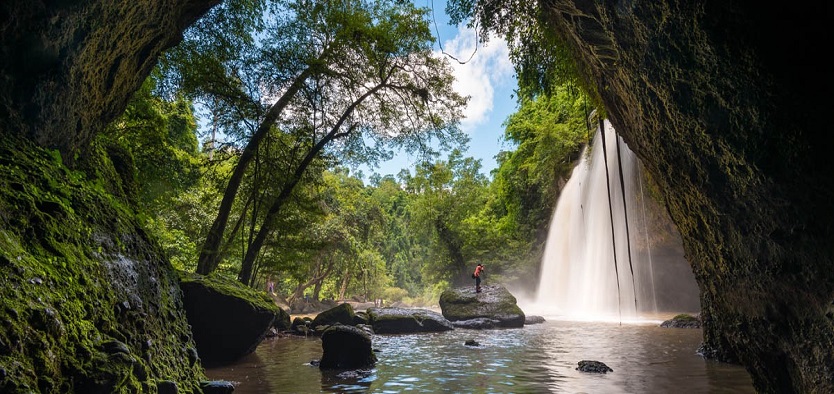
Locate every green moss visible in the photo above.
<box><xmin>0</xmin><ymin>133</ymin><xmax>205</xmax><ymax>392</ymax></box>
<box><xmin>177</xmin><ymin>271</ymin><xmax>278</xmax><ymax>314</ymax></box>
<box><xmin>672</xmin><ymin>314</ymin><xmax>698</xmax><ymax>321</ymax></box>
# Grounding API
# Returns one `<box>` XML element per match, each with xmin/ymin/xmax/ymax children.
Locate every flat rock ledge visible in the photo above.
<box><xmin>367</xmin><ymin>307</ymin><xmax>454</xmax><ymax>334</ymax></box>
<box><xmin>439</xmin><ymin>285</ymin><xmax>525</xmax><ymax>328</ymax></box>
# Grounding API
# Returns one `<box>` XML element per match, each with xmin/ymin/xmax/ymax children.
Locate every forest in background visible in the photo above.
<box><xmin>101</xmin><ymin>0</ymin><xmax>594</xmax><ymax>308</ymax></box>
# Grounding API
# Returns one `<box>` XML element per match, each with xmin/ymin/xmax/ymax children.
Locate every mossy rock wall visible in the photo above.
<box><xmin>0</xmin><ymin>134</ymin><xmax>204</xmax><ymax>392</ymax></box>
<box><xmin>542</xmin><ymin>1</ymin><xmax>834</xmax><ymax>391</ymax></box>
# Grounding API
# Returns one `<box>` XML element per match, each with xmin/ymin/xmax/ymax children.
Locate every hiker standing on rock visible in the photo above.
<box><xmin>473</xmin><ymin>263</ymin><xmax>484</xmax><ymax>293</ymax></box>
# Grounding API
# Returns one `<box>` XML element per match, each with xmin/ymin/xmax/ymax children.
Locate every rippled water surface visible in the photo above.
<box><xmin>206</xmin><ymin>320</ymin><xmax>754</xmax><ymax>393</ymax></box>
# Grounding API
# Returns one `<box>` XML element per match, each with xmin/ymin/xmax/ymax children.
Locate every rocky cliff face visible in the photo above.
<box><xmin>543</xmin><ymin>1</ymin><xmax>833</xmax><ymax>392</ymax></box>
<box><xmin>0</xmin><ymin>0</ymin><xmax>218</xmax><ymax>156</ymax></box>
<box><xmin>0</xmin><ymin>136</ymin><xmax>203</xmax><ymax>392</ymax></box>
<box><xmin>0</xmin><ymin>0</ymin><xmax>218</xmax><ymax>391</ymax></box>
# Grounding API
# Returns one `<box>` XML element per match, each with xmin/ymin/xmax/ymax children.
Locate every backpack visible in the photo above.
<box><xmin>471</xmin><ymin>273</ymin><xmax>476</xmax><ymax>279</ymax></box>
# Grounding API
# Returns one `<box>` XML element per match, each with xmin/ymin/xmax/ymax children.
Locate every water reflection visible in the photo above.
<box><xmin>206</xmin><ymin>321</ymin><xmax>754</xmax><ymax>393</ymax></box>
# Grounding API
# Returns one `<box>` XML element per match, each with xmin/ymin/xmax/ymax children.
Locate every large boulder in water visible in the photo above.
<box><xmin>312</xmin><ymin>303</ymin><xmax>356</xmax><ymax>329</ymax></box>
<box><xmin>439</xmin><ymin>285</ymin><xmax>525</xmax><ymax>328</ymax></box>
<box><xmin>366</xmin><ymin>307</ymin><xmax>454</xmax><ymax>334</ymax></box>
<box><xmin>179</xmin><ymin>272</ymin><xmax>280</xmax><ymax>367</ymax></box>
<box><xmin>319</xmin><ymin>325</ymin><xmax>377</xmax><ymax>369</ymax></box>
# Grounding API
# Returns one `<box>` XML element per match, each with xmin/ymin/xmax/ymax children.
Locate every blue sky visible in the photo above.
<box><xmin>358</xmin><ymin>0</ymin><xmax>519</xmax><ymax>180</ymax></box>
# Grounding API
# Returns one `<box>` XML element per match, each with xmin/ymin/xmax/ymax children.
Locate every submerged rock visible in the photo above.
<box><xmin>576</xmin><ymin>360</ymin><xmax>613</xmax><ymax>373</ymax></box>
<box><xmin>525</xmin><ymin>315</ymin><xmax>546</xmax><ymax>325</ymax></box>
<box><xmin>179</xmin><ymin>272</ymin><xmax>280</xmax><ymax>367</ymax></box>
<box><xmin>366</xmin><ymin>307</ymin><xmax>454</xmax><ymax>334</ymax></box>
<box><xmin>319</xmin><ymin>325</ymin><xmax>377</xmax><ymax>369</ymax></box>
<box><xmin>464</xmin><ymin>339</ymin><xmax>480</xmax><ymax>346</ymax></box>
<box><xmin>439</xmin><ymin>285</ymin><xmax>526</xmax><ymax>328</ymax></box>
<box><xmin>200</xmin><ymin>380</ymin><xmax>235</xmax><ymax>394</ymax></box>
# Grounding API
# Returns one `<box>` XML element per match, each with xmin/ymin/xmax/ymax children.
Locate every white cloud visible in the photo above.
<box><xmin>438</xmin><ymin>28</ymin><xmax>513</xmax><ymax>134</ymax></box>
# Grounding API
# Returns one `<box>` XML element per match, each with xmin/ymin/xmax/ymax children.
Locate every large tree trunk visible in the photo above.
<box><xmin>0</xmin><ymin>0</ymin><xmax>220</xmax><ymax>156</ymax></box>
<box><xmin>196</xmin><ymin>68</ymin><xmax>314</xmax><ymax>274</ymax></box>
<box><xmin>542</xmin><ymin>1</ymin><xmax>834</xmax><ymax>391</ymax></box>
<box><xmin>236</xmin><ymin>85</ymin><xmax>386</xmax><ymax>284</ymax></box>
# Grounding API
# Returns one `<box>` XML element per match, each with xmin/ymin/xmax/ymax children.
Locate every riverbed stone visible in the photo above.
<box><xmin>200</xmin><ymin>380</ymin><xmax>235</xmax><ymax>394</ymax></box>
<box><xmin>439</xmin><ymin>285</ymin><xmax>526</xmax><ymax>328</ymax></box>
<box><xmin>576</xmin><ymin>360</ymin><xmax>613</xmax><ymax>373</ymax></box>
<box><xmin>319</xmin><ymin>325</ymin><xmax>377</xmax><ymax>369</ymax></box>
<box><xmin>366</xmin><ymin>307</ymin><xmax>454</xmax><ymax>334</ymax></box>
<box><xmin>452</xmin><ymin>318</ymin><xmax>500</xmax><ymax>330</ymax></box>
<box><xmin>179</xmin><ymin>272</ymin><xmax>280</xmax><ymax>367</ymax></box>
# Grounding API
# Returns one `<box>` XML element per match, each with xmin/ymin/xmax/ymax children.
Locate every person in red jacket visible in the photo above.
<box><xmin>473</xmin><ymin>263</ymin><xmax>485</xmax><ymax>293</ymax></box>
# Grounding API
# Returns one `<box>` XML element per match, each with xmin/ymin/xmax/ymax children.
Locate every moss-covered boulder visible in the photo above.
<box><xmin>0</xmin><ymin>136</ymin><xmax>204</xmax><ymax>392</ymax></box>
<box><xmin>311</xmin><ymin>303</ymin><xmax>356</xmax><ymax>329</ymax></box>
<box><xmin>319</xmin><ymin>325</ymin><xmax>376</xmax><ymax>369</ymax></box>
<box><xmin>179</xmin><ymin>272</ymin><xmax>279</xmax><ymax>367</ymax></box>
<box><xmin>366</xmin><ymin>307</ymin><xmax>454</xmax><ymax>334</ymax></box>
<box><xmin>439</xmin><ymin>285</ymin><xmax>525</xmax><ymax>328</ymax></box>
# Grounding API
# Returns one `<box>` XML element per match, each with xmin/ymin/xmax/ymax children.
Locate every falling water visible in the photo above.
<box><xmin>529</xmin><ymin>120</ymin><xmax>697</xmax><ymax>322</ymax></box>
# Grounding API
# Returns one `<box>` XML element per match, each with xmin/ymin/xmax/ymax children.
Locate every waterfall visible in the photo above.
<box><xmin>528</xmin><ymin>120</ymin><xmax>697</xmax><ymax>321</ymax></box>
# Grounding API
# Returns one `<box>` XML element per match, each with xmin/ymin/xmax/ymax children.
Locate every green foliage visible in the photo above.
<box><xmin>446</xmin><ymin>0</ymin><xmax>599</xmax><ymax>103</ymax></box>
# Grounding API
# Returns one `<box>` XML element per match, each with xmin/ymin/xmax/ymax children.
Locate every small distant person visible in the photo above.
<box><xmin>473</xmin><ymin>263</ymin><xmax>485</xmax><ymax>293</ymax></box>
<box><xmin>267</xmin><ymin>278</ymin><xmax>275</xmax><ymax>295</ymax></box>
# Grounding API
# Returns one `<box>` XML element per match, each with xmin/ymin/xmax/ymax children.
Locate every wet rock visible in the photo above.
<box><xmin>525</xmin><ymin>315</ymin><xmax>546</xmax><ymax>325</ymax></box>
<box><xmin>291</xmin><ymin>317</ymin><xmax>311</xmax><ymax>335</ymax></box>
<box><xmin>439</xmin><ymin>285</ymin><xmax>526</xmax><ymax>328</ymax></box>
<box><xmin>452</xmin><ymin>318</ymin><xmax>500</xmax><ymax>330</ymax></box>
<box><xmin>319</xmin><ymin>325</ymin><xmax>376</xmax><ymax>369</ymax></box>
<box><xmin>353</xmin><ymin>311</ymin><xmax>369</xmax><ymax>325</ymax></box>
<box><xmin>356</xmin><ymin>324</ymin><xmax>374</xmax><ymax>335</ymax></box>
<box><xmin>272</xmin><ymin>307</ymin><xmax>292</xmax><ymax>332</ymax></box>
<box><xmin>366</xmin><ymin>307</ymin><xmax>454</xmax><ymax>334</ymax></box>
<box><xmin>660</xmin><ymin>314</ymin><xmax>701</xmax><ymax>329</ymax></box>
<box><xmin>576</xmin><ymin>360</ymin><xmax>613</xmax><ymax>373</ymax></box>
<box><xmin>464</xmin><ymin>339</ymin><xmax>480</xmax><ymax>346</ymax></box>
<box><xmin>200</xmin><ymin>380</ymin><xmax>235</xmax><ymax>394</ymax></box>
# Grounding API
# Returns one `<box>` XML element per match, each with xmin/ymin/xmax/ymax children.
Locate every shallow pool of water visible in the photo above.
<box><xmin>205</xmin><ymin>320</ymin><xmax>754</xmax><ymax>393</ymax></box>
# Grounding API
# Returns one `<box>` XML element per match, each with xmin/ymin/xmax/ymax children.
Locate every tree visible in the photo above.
<box><xmin>164</xmin><ymin>0</ymin><xmax>466</xmax><ymax>283</ymax></box>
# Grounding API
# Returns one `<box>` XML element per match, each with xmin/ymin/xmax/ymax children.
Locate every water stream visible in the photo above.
<box><xmin>206</xmin><ymin>321</ymin><xmax>754</xmax><ymax>393</ymax></box>
<box><xmin>204</xmin><ymin>120</ymin><xmax>752</xmax><ymax>392</ymax></box>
